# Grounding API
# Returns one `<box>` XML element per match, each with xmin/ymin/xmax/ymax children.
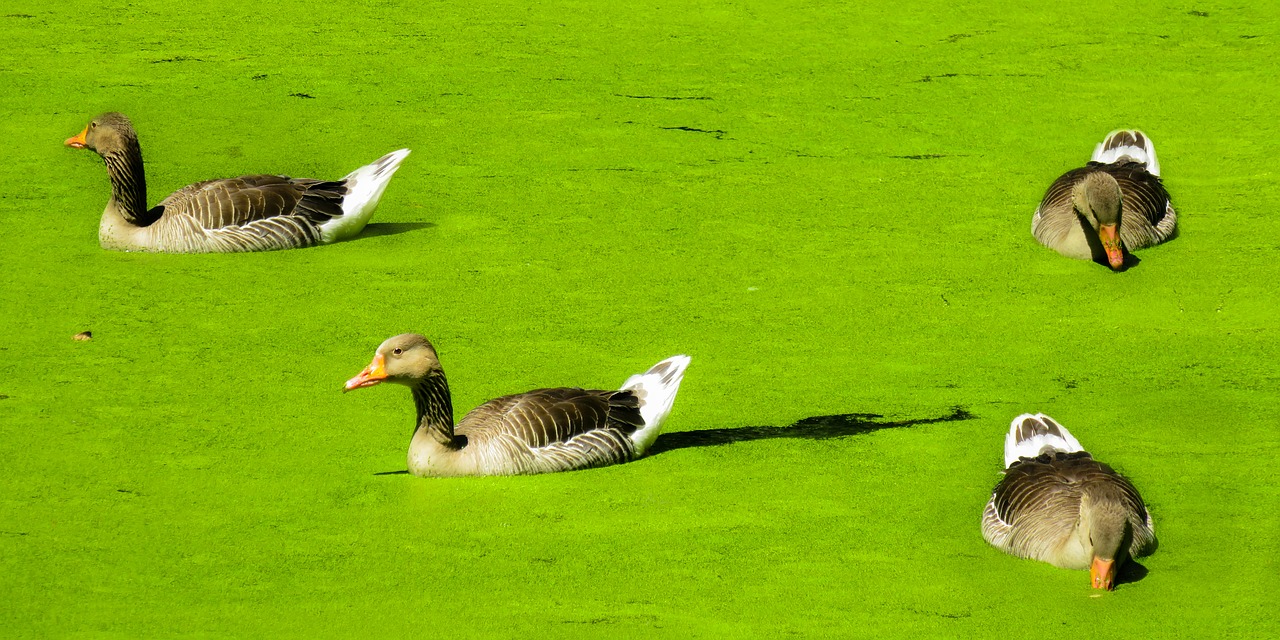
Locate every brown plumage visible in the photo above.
<box><xmin>1032</xmin><ymin>130</ymin><xmax>1176</xmax><ymax>270</ymax></box>
<box><xmin>343</xmin><ymin>334</ymin><xmax>691</xmax><ymax>477</ymax></box>
<box><xmin>982</xmin><ymin>414</ymin><xmax>1156</xmax><ymax>590</ymax></box>
<box><xmin>65</xmin><ymin>112</ymin><xmax>409</xmax><ymax>253</ymax></box>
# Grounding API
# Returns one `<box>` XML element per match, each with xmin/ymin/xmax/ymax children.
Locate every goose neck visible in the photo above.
<box><xmin>411</xmin><ymin>373</ymin><xmax>458</xmax><ymax>447</ymax></box>
<box><xmin>101</xmin><ymin>141</ymin><xmax>156</xmax><ymax>226</ymax></box>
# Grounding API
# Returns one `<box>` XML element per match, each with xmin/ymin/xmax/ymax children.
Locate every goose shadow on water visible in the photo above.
<box><xmin>1094</xmin><ymin>251</ymin><xmax>1141</xmax><ymax>271</ymax></box>
<box><xmin>355</xmin><ymin>221</ymin><xmax>436</xmax><ymax>241</ymax></box>
<box><xmin>648</xmin><ymin>406</ymin><xmax>976</xmax><ymax>455</ymax></box>
<box><xmin>1116</xmin><ymin>560</ymin><xmax>1149</xmax><ymax>588</ymax></box>
<box><xmin>373</xmin><ymin>406</ymin><xmax>975</xmax><ymax>475</ymax></box>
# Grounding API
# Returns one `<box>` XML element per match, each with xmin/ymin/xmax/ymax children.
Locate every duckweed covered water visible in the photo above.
<box><xmin>1</xmin><ymin>1</ymin><xmax>1277</xmax><ymax>637</ymax></box>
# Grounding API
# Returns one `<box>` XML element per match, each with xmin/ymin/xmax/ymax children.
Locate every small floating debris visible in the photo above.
<box><xmin>73</xmin><ymin>331</ymin><xmax>92</xmax><ymax>341</ymax></box>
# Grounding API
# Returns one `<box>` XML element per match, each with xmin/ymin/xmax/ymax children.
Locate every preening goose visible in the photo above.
<box><xmin>1032</xmin><ymin>130</ymin><xmax>1176</xmax><ymax>269</ymax></box>
<box><xmin>981</xmin><ymin>414</ymin><xmax>1156</xmax><ymax>590</ymax></box>
<box><xmin>343</xmin><ymin>334</ymin><xmax>691</xmax><ymax>477</ymax></box>
<box><xmin>65</xmin><ymin>113</ymin><xmax>409</xmax><ymax>252</ymax></box>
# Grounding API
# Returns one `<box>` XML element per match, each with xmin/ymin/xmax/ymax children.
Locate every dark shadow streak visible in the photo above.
<box><xmin>356</xmin><ymin>222</ymin><xmax>436</xmax><ymax>241</ymax></box>
<box><xmin>649</xmin><ymin>406</ymin><xmax>975</xmax><ymax>455</ymax></box>
<box><xmin>617</xmin><ymin>94</ymin><xmax>713</xmax><ymax>101</ymax></box>
<box><xmin>373</xmin><ymin>407</ymin><xmax>974</xmax><ymax>473</ymax></box>
<box><xmin>660</xmin><ymin>126</ymin><xmax>728</xmax><ymax>139</ymax></box>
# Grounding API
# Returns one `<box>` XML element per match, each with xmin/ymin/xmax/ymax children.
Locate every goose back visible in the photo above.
<box><xmin>160</xmin><ymin>175</ymin><xmax>347</xmax><ymax>229</ymax></box>
<box><xmin>455</xmin><ymin>387</ymin><xmax>646</xmax><ymax>474</ymax></box>
<box><xmin>140</xmin><ymin>175</ymin><xmax>348</xmax><ymax>252</ymax></box>
<box><xmin>982</xmin><ymin>451</ymin><xmax>1156</xmax><ymax>569</ymax></box>
<box><xmin>1032</xmin><ymin>161</ymin><xmax>1177</xmax><ymax>258</ymax></box>
<box><xmin>70</xmin><ymin>113</ymin><xmax>408</xmax><ymax>253</ymax></box>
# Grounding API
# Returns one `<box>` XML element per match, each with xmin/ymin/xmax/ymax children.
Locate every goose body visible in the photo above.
<box><xmin>981</xmin><ymin>413</ymin><xmax>1156</xmax><ymax>589</ymax></box>
<box><xmin>1032</xmin><ymin>130</ymin><xmax>1176</xmax><ymax>269</ymax></box>
<box><xmin>65</xmin><ymin>113</ymin><xmax>409</xmax><ymax>253</ymax></box>
<box><xmin>344</xmin><ymin>334</ymin><xmax>690</xmax><ymax>477</ymax></box>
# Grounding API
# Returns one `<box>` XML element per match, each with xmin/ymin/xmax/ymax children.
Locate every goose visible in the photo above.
<box><xmin>64</xmin><ymin>112</ymin><xmax>409</xmax><ymax>252</ymax></box>
<box><xmin>981</xmin><ymin>413</ymin><xmax>1157</xmax><ymax>590</ymax></box>
<box><xmin>343</xmin><ymin>334</ymin><xmax>691</xmax><ymax>477</ymax></box>
<box><xmin>1032</xmin><ymin>130</ymin><xmax>1176</xmax><ymax>269</ymax></box>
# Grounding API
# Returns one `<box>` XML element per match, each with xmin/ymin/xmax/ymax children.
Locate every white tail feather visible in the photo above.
<box><xmin>621</xmin><ymin>355</ymin><xmax>691</xmax><ymax>454</ymax></box>
<box><xmin>1091</xmin><ymin>129</ymin><xmax>1161</xmax><ymax>177</ymax></box>
<box><xmin>1003</xmin><ymin>413</ymin><xmax>1086</xmax><ymax>468</ymax></box>
<box><xmin>319</xmin><ymin>148</ymin><xmax>411</xmax><ymax>243</ymax></box>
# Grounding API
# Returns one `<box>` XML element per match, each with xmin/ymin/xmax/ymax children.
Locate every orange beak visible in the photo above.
<box><xmin>65</xmin><ymin>125</ymin><xmax>89</xmax><ymax>149</ymax></box>
<box><xmin>343</xmin><ymin>353</ymin><xmax>387</xmax><ymax>392</ymax></box>
<box><xmin>1090</xmin><ymin>556</ymin><xmax>1117</xmax><ymax>590</ymax></box>
<box><xmin>1098</xmin><ymin>223</ymin><xmax>1124</xmax><ymax>269</ymax></box>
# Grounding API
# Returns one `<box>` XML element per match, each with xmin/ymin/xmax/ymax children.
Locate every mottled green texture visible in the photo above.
<box><xmin>1</xmin><ymin>1</ymin><xmax>1277</xmax><ymax>637</ymax></box>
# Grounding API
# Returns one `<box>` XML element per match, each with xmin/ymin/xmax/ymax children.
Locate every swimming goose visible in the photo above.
<box><xmin>1032</xmin><ymin>130</ymin><xmax>1176</xmax><ymax>269</ymax></box>
<box><xmin>981</xmin><ymin>414</ymin><xmax>1156</xmax><ymax>589</ymax></box>
<box><xmin>65</xmin><ymin>112</ymin><xmax>409</xmax><ymax>252</ymax></box>
<box><xmin>343</xmin><ymin>334</ymin><xmax>691</xmax><ymax>477</ymax></box>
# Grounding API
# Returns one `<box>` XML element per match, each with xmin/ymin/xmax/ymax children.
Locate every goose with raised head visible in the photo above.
<box><xmin>1032</xmin><ymin>130</ymin><xmax>1176</xmax><ymax>269</ymax></box>
<box><xmin>343</xmin><ymin>334</ymin><xmax>691</xmax><ymax>477</ymax></box>
<box><xmin>981</xmin><ymin>413</ymin><xmax>1157</xmax><ymax>590</ymax></box>
<box><xmin>65</xmin><ymin>112</ymin><xmax>409</xmax><ymax>252</ymax></box>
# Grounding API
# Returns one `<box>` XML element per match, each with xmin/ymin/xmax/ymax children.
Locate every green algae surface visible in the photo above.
<box><xmin>2</xmin><ymin>1</ymin><xmax>1278</xmax><ymax>637</ymax></box>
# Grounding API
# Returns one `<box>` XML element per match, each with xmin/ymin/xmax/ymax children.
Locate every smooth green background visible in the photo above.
<box><xmin>2</xmin><ymin>1</ymin><xmax>1277</xmax><ymax>637</ymax></box>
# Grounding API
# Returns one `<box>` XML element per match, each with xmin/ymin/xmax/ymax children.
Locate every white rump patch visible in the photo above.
<box><xmin>1003</xmin><ymin>413</ymin><xmax>1086</xmax><ymax>468</ymax></box>
<box><xmin>1091</xmin><ymin>129</ymin><xmax>1161</xmax><ymax>177</ymax></box>
<box><xmin>621</xmin><ymin>354</ymin><xmax>691</xmax><ymax>454</ymax></box>
<box><xmin>319</xmin><ymin>148</ymin><xmax>411</xmax><ymax>243</ymax></box>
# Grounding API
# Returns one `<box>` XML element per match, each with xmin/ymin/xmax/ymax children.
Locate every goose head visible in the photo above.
<box><xmin>65</xmin><ymin>112</ymin><xmax>139</xmax><ymax>157</ymax></box>
<box><xmin>1071</xmin><ymin>172</ymin><xmax>1125</xmax><ymax>269</ymax></box>
<box><xmin>344</xmin><ymin>334</ymin><xmax>442</xmax><ymax>392</ymax></box>
<box><xmin>1082</xmin><ymin>497</ymin><xmax>1132</xmax><ymax>590</ymax></box>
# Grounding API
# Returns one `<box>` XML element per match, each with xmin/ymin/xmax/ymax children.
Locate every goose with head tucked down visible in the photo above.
<box><xmin>343</xmin><ymin>334</ymin><xmax>691</xmax><ymax>477</ymax></box>
<box><xmin>981</xmin><ymin>414</ymin><xmax>1157</xmax><ymax>590</ymax></box>
<box><xmin>1032</xmin><ymin>130</ymin><xmax>1176</xmax><ymax>270</ymax></box>
<box><xmin>65</xmin><ymin>113</ymin><xmax>409</xmax><ymax>253</ymax></box>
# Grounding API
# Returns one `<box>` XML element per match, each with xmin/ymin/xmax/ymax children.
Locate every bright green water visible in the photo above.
<box><xmin>1</xmin><ymin>1</ymin><xmax>1277</xmax><ymax>637</ymax></box>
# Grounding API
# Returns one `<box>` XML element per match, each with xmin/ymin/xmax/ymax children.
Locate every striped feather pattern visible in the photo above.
<box><xmin>1032</xmin><ymin>162</ymin><xmax>1176</xmax><ymax>254</ymax></box>
<box><xmin>1032</xmin><ymin>130</ymin><xmax>1177</xmax><ymax>263</ymax></box>
<box><xmin>455</xmin><ymin>388</ymin><xmax>644</xmax><ymax>474</ymax></box>
<box><xmin>158</xmin><ymin>175</ymin><xmax>346</xmax><ymax>229</ymax></box>
<box><xmin>72</xmin><ymin>112</ymin><xmax>403</xmax><ymax>253</ymax></box>
<box><xmin>140</xmin><ymin>174</ymin><xmax>351</xmax><ymax>251</ymax></box>
<box><xmin>1003</xmin><ymin>413</ymin><xmax>1083</xmax><ymax>467</ymax></box>
<box><xmin>358</xmin><ymin>335</ymin><xmax>687</xmax><ymax>477</ymax></box>
<box><xmin>982</xmin><ymin>452</ymin><xmax>1156</xmax><ymax>568</ymax></box>
<box><xmin>101</xmin><ymin>150</ymin><xmax>155</xmax><ymax>225</ymax></box>
<box><xmin>1092</xmin><ymin>129</ymin><xmax>1161</xmax><ymax>177</ymax></box>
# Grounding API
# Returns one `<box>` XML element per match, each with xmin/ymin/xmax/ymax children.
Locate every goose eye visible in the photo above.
<box><xmin>392</xmin><ymin>348</ymin><xmax>403</xmax><ymax>356</ymax></box>
<box><xmin>90</xmin><ymin>122</ymin><xmax>98</xmax><ymax>129</ymax></box>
